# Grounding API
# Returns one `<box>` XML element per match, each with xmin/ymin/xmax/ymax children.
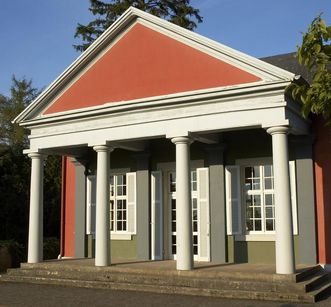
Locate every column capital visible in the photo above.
<box><xmin>28</xmin><ymin>152</ymin><xmax>46</xmax><ymax>160</ymax></box>
<box><xmin>171</xmin><ymin>136</ymin><xmax>194</xmax><ymax>145</ymax></box>
<box><xmin>266</xmin><ymin>126</ymin><xmax>290</xmax><ymax>136</ymax></box>
<box><xmin>93</xmin><ymin>145</ymin><xmax>114</xmax><ymax>153</ymax></box>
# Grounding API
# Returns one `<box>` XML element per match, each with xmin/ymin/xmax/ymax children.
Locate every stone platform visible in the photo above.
<box><xmin>1</xmin><ymin>259</ymin><xmax>331</xmax><ymax>303</ymax></box>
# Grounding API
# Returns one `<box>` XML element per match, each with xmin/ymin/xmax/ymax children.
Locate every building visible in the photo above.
<box><xmin>14</xmin><ymin>7</ymin><xmax>322</xmax><ymax>274</ymax></box>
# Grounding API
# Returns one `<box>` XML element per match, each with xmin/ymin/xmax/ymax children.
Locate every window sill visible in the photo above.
<box><xmin>235</xmin><ymin>234</ymin><xmax>275</xmax><ymax>241</ymax></box>
<box><xmin>110</xmin><ymin>233</ymin><xmax>132</xmax><ymax>240</ymax></box>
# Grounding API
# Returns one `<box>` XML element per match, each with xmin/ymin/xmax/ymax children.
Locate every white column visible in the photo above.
<box><xmin>171</xmin><ymin>136</ymin><xmax>193</xmax><ymax>270</ymax></box>
<box><xmin>27</xmin><ymin>152</ymin><xmax>45</xmax><ymax>263</ymax></box>
<box><xmin>93</xmin><ymin>145</ymin><xmax>113</xmax><ymax>266</ymax></box>
<box><xmin>267</xmin><ymin>126</ymin><xmax>295</xmax><ymax>274</ymax></box>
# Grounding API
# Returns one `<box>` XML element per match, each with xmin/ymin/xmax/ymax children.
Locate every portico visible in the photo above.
<box><xmin>17</xmin><ymin>7</ymin><xmax>314</xmax><ymax>275</ymax></box>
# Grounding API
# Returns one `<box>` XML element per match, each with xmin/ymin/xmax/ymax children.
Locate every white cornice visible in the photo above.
<box><xmin>13</xmin><ymin>7</ymin><xmax>296</xmax><ymax>124</ymax></box>
<box><xmin>19</xmin><ymin>80</ymin><xmax>290</xmax><ymax>128</ymax></box>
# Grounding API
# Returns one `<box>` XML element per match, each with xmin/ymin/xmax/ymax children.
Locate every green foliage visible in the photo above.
<box><xmin>0</xmin><ymin>77</ymin><xmax>62</xmax><ymax>246</ymax></box>
<box><xmin>287</xmin><ymin>15</ymin><xmax>331</xmax><ymax>124</ymax></box>
<box><xmin>0</xmin><ymin>240</ymin><xmax>26</xmax><ymax>267</ymax></box>
<box><xmin>43</xmin><ymin>237</ymin><xmax>60</xmax><ymax>260</ymax></box>
<box><xmin>74</xmin><ymin>0</ymin><xmax>202</xmax><ymax>52</ymax></box>
<box><xmin>0</xmin><ymin>76</ymin><xmax>38</xmax><ymax>150</ymax></box>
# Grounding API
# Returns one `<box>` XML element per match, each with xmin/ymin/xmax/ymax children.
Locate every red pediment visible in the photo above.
<box><xmin>44</xmin><ymin>23</ymin><xmax>261</xmax><ymax>115</ymax></box>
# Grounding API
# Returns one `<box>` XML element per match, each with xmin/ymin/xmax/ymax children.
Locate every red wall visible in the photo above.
<box><xmin>44</xmin><ymin>23</ymin><xmax>260</xmax><ymax>115</ymax></box>
<box><xmin>62</xmin><ymin>157</ymin><xmax>76</xmax><ymax>257</ymax></box>
<box><xmin>314</xmin><ymin>116</ymin><xmax>331</xmax><ymax>264</ymax></box>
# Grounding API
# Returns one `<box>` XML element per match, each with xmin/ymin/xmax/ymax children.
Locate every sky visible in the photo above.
<box><xmin>0</xmin><ymin>0</ymin><xmax>330</xmax><ymax>97</ymax></box>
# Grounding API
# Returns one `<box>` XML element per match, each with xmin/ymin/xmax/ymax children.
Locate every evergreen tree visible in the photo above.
<box><xmin>74</xmin><ymin>0</ymin><xmax>202</xmax><ymax>52</ymax></box>
<box><xmin>0</xmin><ymin>77</ymin><xmax>61</xmax><ymax>244</ymax></box>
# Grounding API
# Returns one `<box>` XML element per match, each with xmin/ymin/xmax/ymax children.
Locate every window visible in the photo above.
<box><xmin>225</xmin><ymin>159</ymin><xmax>298</xmax><ymax>240</ymax></box>
<box><xmin>110</xmin><ymin>174</ymin><xmax>127</xmax><ymax>232</ymax></box>
<box><xmin>169</xmin><ymin>170</ymin><xmax>199</xmax><ymax>256</ymax></box>
<box><xmin>244</xmin><ymin>165</ymin><xmax>275</xmax><ymax>234</ymax></box>
<box><xmin>86</xmin><ymin>172</ymin><xmax>136</xmax><ymax>239</ymax></box>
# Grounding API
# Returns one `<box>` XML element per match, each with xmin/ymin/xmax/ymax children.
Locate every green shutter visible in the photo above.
<box><xmin>151</xmin><ymin>171</ymin><xmax>163</xmax><ymax>260</ymax></box>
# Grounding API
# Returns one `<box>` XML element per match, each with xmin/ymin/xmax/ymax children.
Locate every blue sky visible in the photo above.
<box><xmin>0</xmin><ymin>0</ymin><xmax>330</xmax><ymax>96</ymax></box>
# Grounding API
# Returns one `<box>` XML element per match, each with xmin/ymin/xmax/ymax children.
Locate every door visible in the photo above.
<box><xmin>168</xmin><ymin>169</ymin><xmax>209</xmax><ymax>261</ymax></box>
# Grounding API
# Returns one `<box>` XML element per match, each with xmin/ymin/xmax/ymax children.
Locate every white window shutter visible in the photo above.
<box><xmin>126</xmin><ymin>172</ymin><xmax>136</xmax><ymax>234</ymax></box>
<box><xmin>197</xmin><ymin>168</ymin><xmax>210</xmax><ymax>261</ymax></box>
<box><xmin>151</xmin><ymin>171</ymin><xmax>163</xmax><ymax>260</ymax></box>
<box><xmin>289</xmin><ymin>161</ymin><xmax>298</xmax><ymax>235</ymax></box>
<box><xmin>86</xmin><ymin>175</ymin><xmax>96</xmax><ymax>236</ymax></box>
<box><xmin>225</xmin><ymin>165</ymin><xmax>242</xmax><ymax>235</ymax></box>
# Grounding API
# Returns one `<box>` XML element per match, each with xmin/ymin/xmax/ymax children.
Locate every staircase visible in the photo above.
<box><xmin>1</xmin><ymin>262</ymin><xmax>331</xmax><ymax>303</ymax></box>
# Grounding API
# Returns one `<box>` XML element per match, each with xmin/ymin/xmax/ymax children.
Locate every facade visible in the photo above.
<box><xmin>15</xmin><ymin>8</ymin><xmax>320</xmax><ymax>274</ymax></box>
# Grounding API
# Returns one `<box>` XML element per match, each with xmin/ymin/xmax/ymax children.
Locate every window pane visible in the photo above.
<box><xmin>254</xmin><ymin>207</ymin><xmax>261</xmax><ymax>219</ymax></box>
<box><xmin>117</xmin><ymin>186</ymin><xmax>123</xmax><ymax>196</ymax></box>
<box><xmin>170</xmin><ymin>173</ymin><xmax>176</xmax><ymax>192</ymax></box>
<box><xmin>265</xmin><ymin>207</ymin><xmax>273</xmax><ymax>219</ymax></box>
<box><xmin>265</xmin><ymin>178</ymin><xmax>273</xmax><ymax>190</ymax></box>
<box><xmin>255</xmin><ymin>220</ymin><xmax>262</xmax><ymax>231</ymax></box>
<box><xmin>172</xmin><ymin>222</ymin><xmax>176</xmax><ymax>232</ymax></box>
<box><xmin>117</xmin><ymin>221</ymin><xmax>122</xmax><ymax>230</ymax></box>
<box><xmin>246</xmin><ymin>220</ymin><xmax>253</xmax><ymax>231</ymax></box>
<box><xmin>117</xmin><ymin>175</ymin><xmax>123</xmax><ymax>185</ymax></box>
<box><xmin>265</xmin><ymin>194</ymin><xmax>273</xmax><ymax>206</ymax></box>
<box><xmin>253</xmin><ymin>195</ymin><xmax>261</xmax><ymax>206</ymax></box>
<box><xmin>246</xmin><ymin>206</ymin><xmax>253</xmax><ymax>219</ymax></box>
<box><xmin>266</xmin><ymin>219</ymin><xmax>274</xmax><ymax>231</ymax></box>
<box><xmin>192</xmin><ymin>198</ymin><xmax>197</xmax><ymax>209</ymax></box>
<box><xmin>193</xmin><ymin>245</ymin><xmax>198</xmax><ymax>255</ymax></box>
<box><xmin>193</xmin><ymin>221</ymin><xmax>197</xmax><ymax>232</ymax></box>
<box><xmin>253</xmin><ymin>166</ymin><xmax>260</xmax><ymax>178</ymax></box>
<box><xmin>172</xmin><ymin>210</ymin><xmax>176</xmax><ymax>221</ymax></box>
<box><xmin>252</xmin><ymin>179</ymin><xmax>260</xmax><ymax>190</ymax></box>
<box><xmin>123</xmin><ymin>221</ymin><xmax>126</xmax><ymax>231</ymax></box>
<box><xmin>171</xmin><ymin>199</ymin><xmax>176</xmax><ymax>209</ymax></box>
<box><xmin>264</xmin><ymin>165</ymin><xmax>273</xmax><ymax>177</ymax></box>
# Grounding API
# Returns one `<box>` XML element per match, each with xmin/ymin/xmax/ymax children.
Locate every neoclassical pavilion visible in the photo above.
<box><xmin>14</xmin><ymin>8</ymin><xmax>316</xmax><ymax>274</ymax></box>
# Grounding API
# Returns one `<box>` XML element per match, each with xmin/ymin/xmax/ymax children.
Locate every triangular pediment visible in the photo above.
<box><xmin>15</xmin><ymin>7</ymin><xmax>295</xmax><ymax>123</ymax></box>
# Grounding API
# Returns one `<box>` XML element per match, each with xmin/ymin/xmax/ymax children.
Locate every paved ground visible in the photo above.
<box><xmin>0</xmin><ymin>282</ymin><xmax>331</xmax><ymax>307</ymax></box>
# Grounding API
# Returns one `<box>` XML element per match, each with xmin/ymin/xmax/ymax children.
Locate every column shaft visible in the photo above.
<box><xmin>94</xmin><ymin>145</ymin><xmax>112</xmax><ymax>266</ymax></box>
<box><xmin>267</xmin><ymin>126</ymin><xmax>295</xmax><ymax>274</ymax></box>
<box><xmin>28</xmin><ymin>153</ymin><xmax>44</xmax><ymax>263</ymax></box>
<box><xmin>172</xmin><ymin>137</ymin><xmax>193</xmax><ymax>270</ymax></box>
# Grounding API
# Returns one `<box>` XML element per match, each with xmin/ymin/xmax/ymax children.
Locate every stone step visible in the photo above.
<box><xmin>4</xmin><ymin>266</ymin><xmax>331</xmax><ymax>296</ymax></box>
<box><xmin>0</xmin><ymin>274</ymin><xmax>318</xmax><ymax>303</ymax></box>
<box><xmin>2</xmin><ymin>264</ymin><xmax>331</xmax><ymax>303</ymax></box>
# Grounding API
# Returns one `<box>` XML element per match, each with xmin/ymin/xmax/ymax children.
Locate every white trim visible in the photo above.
<box><xmin>235</xmin><ymin>234</ymin><xmax>276</xmax><ymax>241</ymax></box>
<box><xmin>110</xmin><ymin>233</ymin><xmax>132</xmax><ymax>240</ymax></box>
<box><xmin>19</xmin><ymin>80</ymin><xmax>290</xmax><ymax>126</ymax></box>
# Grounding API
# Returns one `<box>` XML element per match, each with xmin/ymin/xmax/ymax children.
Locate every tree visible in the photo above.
<box><xmin>0</xmin><ymin>76</ymin><xmax>38</xmax><ymax>150</ymax></box>
<box><xmin>287</xmin><ymin>15</ymin><xmax>331</xmax><ymax>124</ymax></box>
<box><xmin>74</xmin><ymin>0</ymin><xmax>202</xmax><ymax>52</ymax></box>
<box><xmin>0</xmin><ymin>77</ymin><xmax>61</xmax><ymax>244</ymax></box>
